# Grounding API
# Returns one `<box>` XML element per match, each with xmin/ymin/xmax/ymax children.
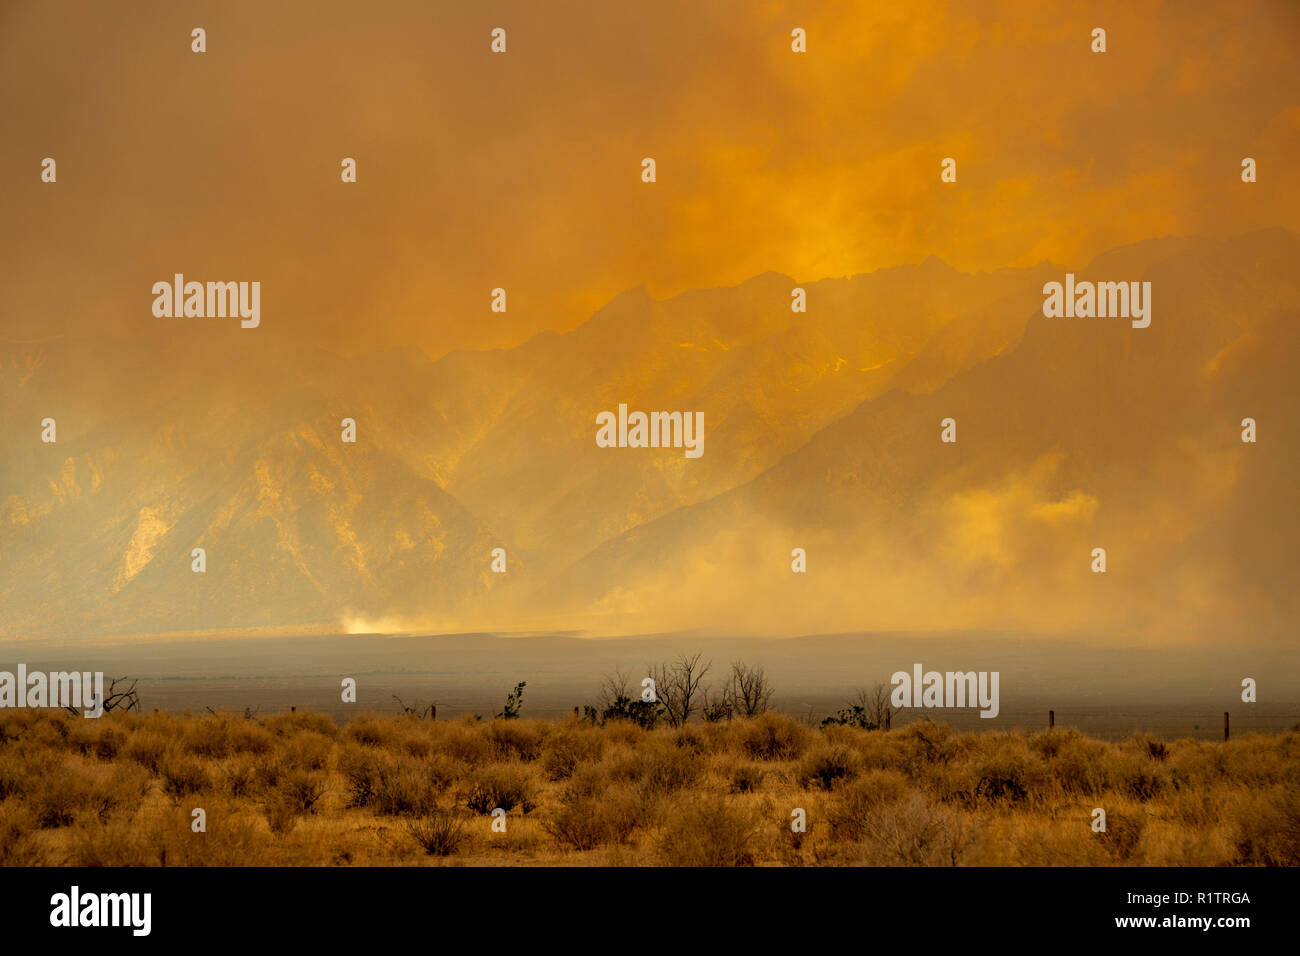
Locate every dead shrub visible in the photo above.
<box><xmin>828</xmin><ymin>769</ymin><xmax>910</xmax><ymax>839</ymax></box>
<box><xmin>860</xmin><ymin>794</ymin><xmax>977</xmax><ymax>866</ymax></box>
<box><xmin>436</xmin><ymin>723</ymin><xmax>494</xmax><ymax>766</ymax></box>
<box><xmin>407</xmin><ymin>810</ymin><xmax>469</xmax><ymax>856</ymax></box>
<box><xmin>969</xmin><ymin>743</ymin><xmax>1046</xmax><ymax>806</ymax></box>
<box><xmin>282</xmin><ymin>731</ymin><xmax>333</xmax><ymax>772</ymax></box>
<box><xmin>221</xmin><ymin>756</ymin><xmax>258</xmax><ymax>799</ymax></box>
<box><xmin>245</xmin><ymin>752</ymin><xmax>277</xmax><ymax>791</ymax></box>
<box><xmin>1234</xmin><ymin>785</ymin><xmax>1300</xmax><ymax>865</ymax></box>
<box><xmin>263</xmin><ymin>711</ymin><xmax>338</xmax><ymax>739</ymax></box>
<box><xmin>346</xmin><ymin>715</ymin><xmax>396</xmax><ymax>748</ymax></box>
<box><xmin>69</xmin><ymin>721</ymin><xmax>127</xmax><ymax>760</ymax></box>
<box><xmin>560</xmin><ymin>764</ymin><xmax>609</xmax><ymax>801</ymax></box>
<box><xmin>99</xmin><ymin>762</ymin><xmax>153</xmax><ymax>819</ymax></box>
<box><xmin>1050</xmin><ymin>735</ymin><xmax>1110</xmax><ymax>796</ymax></box>
<box><xmin>545</xmin><ymin>786</ymin><xmax>641</xmax><ymax>850</ymax></box>
<box><xmin>373</xmin><ymin>761</ymin><xmax>441</xmax><ymax>816</ymax></box>
<box><xmin>637</xmin><ymin>745</ymin><xmax>702</xmax><ymax>799</ymax></box>
<box><xmin>741</xmin><ymin>713</ymin><xmax>811</xmax><ymax>761</ymax></box>
<box><xmin>276</xmin><ymin>769</ymin><xmax>327</xmax><ymax>814</ymax></box>
<box><xmin>485</xmin><ymin>720</ymin><xmax>545</xmax><ymax>761</ymax></box>
<box><xmin>339</xmin><ymin>744</ymin><xmax>384</xmax><ymax>808</ymax></box>
<box><xmin>465</xmin><ymin>765</ymin><xmax>536</xmax><ymax>815</ymax></box>
<box><xmin>264</xmin><ymin>796</ymin><xmax>300</xmax><ymax>836</ymax></box>
<box><xmin>657</xmin><ymin>796</ymin><xmax>760</xmax><ymax>866</ymax></box>
<box><xmin>541</xmin><ymin>729</ymin><xmax>604</xmax><ymax>780</ymax></box>
<box><xmin>797</xmin><ymin>746</ymin><xmax>859</xmax><ymax>791</ymax></box>
<box><xmin>184</xmin><ymin>715</ymin><xmax>273</xmax><ymax>758</ymax></box>
<box><xmin>124</xmin><ymin>731</ymin><xmax>170</xmax><ymax>773</ymax></box>
<box><xmin>731</xmin><ymin>764</ymin><xmax>765</xmax><ymax>794</ymax></box>
<box><xmin>1109</xmin><ymin>752</ymin><xmax>1168</xmax><ymax>801</ymax></box>
<box><xmin>0</xmin><ymin>803</ymin><xmax>42</xmax><ymax>864</ymax></box>
<box><xmin>1130</xmin><ymin>732</ymin><xmax>1169</xmax><ymax>762</ymax></box>
<box><xmin>0</xmin><ymin>750</ymin><xmax>56</xmax><ymax>799</ymax></box>
<box><xmin>160</xmin><ymin>753</ymin><xmax>212</xmax><ymax>800</ymax></box>
<box><xmin>673</xmin><ymin>725</ymin><xmax>708</xmax><ymax>755</ymax></box>
<box><xmin>899</xmin><ymin>721</ymin><xmax>959</xmax><ymax>770</ymax></box>
<box><xmin>400</xmin><ymin>730</ymin><xmax>433</xmax><ymax>760</ymax></box>
<box><xmin>25</xmin><ymin>760</ymin><xmax>100</xmax><ymax>829</ymax></box>
<box><xmin>1095</xmin><ymin>810</ymin><xmax>1146</xmax><ymax>862</ymax></box>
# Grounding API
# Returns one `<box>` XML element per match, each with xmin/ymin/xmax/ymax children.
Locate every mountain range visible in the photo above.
<box><xmin>2</xmin><ymin>229</ymin><xmax>1297</xmax><ymax>644</ymax></box>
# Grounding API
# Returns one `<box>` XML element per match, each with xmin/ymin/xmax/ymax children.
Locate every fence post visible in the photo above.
<box><xmin>884</xmin><ymin>707</ymin><xmax>891</xmax><ymax>731</ymax></box>
<box><xmin>1049</xmin><ymin>709</ymin><xmax>1055</xmax><ymax>730</ymax></box>
<box><xmin>430</xmin><ymin>704</ymin><xmax>437</xmax><ymax>721</ymax></box>
<box><xmin>1224</xmin><ymin>711</ymin><xmax>1229</xmax><ymax>742</ymax></box>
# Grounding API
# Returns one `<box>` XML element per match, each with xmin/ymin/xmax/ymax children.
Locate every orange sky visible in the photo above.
<box><xmin>2</xmin><ymin>0</ymin><xmax>1297</xmax><ymax>357</ymax></box>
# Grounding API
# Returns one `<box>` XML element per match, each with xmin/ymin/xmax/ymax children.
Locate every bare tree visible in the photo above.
<box><xmin>821</xmin><ymin>683</ymin><xmax>890</xmax><ymax>729</ymax></box>
<box><xmin>585</xmin><ymin>669</ymin><xmax>660</xmax><ymax>728</ymax></box>
<box><xmin>858</xmin><ymin>684</ymin><xmax>891</xmax><ymax>728</ymax></box>
<box><xmin>700</xmin><ymin>685</ymin><xmax>731</xmax><ymax>722</ymax></box>
<box><xmin>103</xmin><ymin>677</ymin><xmax>141</xmax><ymax>712</ymax></box>
<box><xmin>651</xmin><ymin>652</ymin><xmax>712</xmax><ymax>728</ymax></box>
<box><xmin>596</xmin><ymin>670</ymin><xmax>635</xmax><ymax>712</ymax></box>
<box><xmin>393</xmin><ymin>695</ymin><xmax>434</xmax><ymax>718</ymax></box>
<box><xmin>68</xmin><ymin>676</ymin><xmax>140</xmax><ymax>716</ymax></box>
<box><xmin>725</xmin><ymin>660</ymin><xmax>774</xmax><ymax>717</ymax></box>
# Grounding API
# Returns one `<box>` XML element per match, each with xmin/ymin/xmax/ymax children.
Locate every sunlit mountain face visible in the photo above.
<box><xmin>3</xmin><ymin>230</ymin><xmax>1296</xmax><ymax>645</ymax></box>
<box><xmin>556</xmin><ymin>232</ymin><xmax>1300</xmax><ymax>643</ymax></box>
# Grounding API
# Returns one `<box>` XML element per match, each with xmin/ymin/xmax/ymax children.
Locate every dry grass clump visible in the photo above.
<box><xmin>485</xmin><ymin>720</ymin><xmax>547</xmax><ymax>762</ymax></box>
<box><xmin>0</xmin><ymin>708</ymin><xmax>1295</xmax><ymax>866</ymax></box>
<box><xmin>406</xmin><ymin>810</ymin><xmax>469</xmax><ymax>856</ymax></box>
<box><xmin>182</xmin><ymin>714</ymin><xmax>274</xmax><ymax>758</ymax></box>
<box><xmin>657</xmin><ymin>795</ymin><xmax>762</xmax><ymax>866</ymax></box>
<box><xmin>123</xmin><ymin>730</ymin><xmax>170</xmax><ymax>773</ymax></box>
<box><xmin>158</xmin><ymin>752</ymin><xmax>212</xmax><ymax>800</ymax></box>
<box><xmin>1233</xmin><ymin>785</ymin><xmax>1300</xmax><ymax>865</ymax></box>
<box><xmin>545</xmin><ymin>769</ymin><xmax>642</xmax><ymax>851</ymax></box>
<box><xmin>828</xmin><ymin>768</ymin><xmax>910</xmax><ymax>840</ymax></box>
<box><xmin>797</xmin><ymin>746</ymin><xmax>859</xmax><ymax>791</ymax></box>
<box><xmin>464</xmin><ymin>764</ymin><xmax>537</xmax><ymax>814</ymax></box>
<box><xmin>338</xmin><ymin>745</ymin><xmax>445</xmax><ymax>816</ymax></box>
<box><xmin>540</xmin><ymin>726</ymin><xmax>605</xmax><ymax>780</ymax></box>
<box><xmin>730</xmin><ymin>764</ymin><xmax>765</xmax><ymax>793</ymax></box>
<box><xmin>859</xmin><ymin>793</ymin><xmax>978</xmax><ymax>866</ymax></box>
<box><xmin>741</xmin><ymin>713</ymin><xmax>812</xmax><ymax>761</ymax></box>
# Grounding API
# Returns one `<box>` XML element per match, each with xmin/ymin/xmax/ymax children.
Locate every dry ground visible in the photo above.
<box><xmin>1</xmin><ymin>709</ymin><xmax>1297</xmax><ymax>866</ymax></box>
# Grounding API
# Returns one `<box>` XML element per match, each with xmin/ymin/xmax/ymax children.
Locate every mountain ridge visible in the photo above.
<box><xmin>3</xmin><ymin>229</ymin><xmax>1296</xmax><ymax>641</ymax></box>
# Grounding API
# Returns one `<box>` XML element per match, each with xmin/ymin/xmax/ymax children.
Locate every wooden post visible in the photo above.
<box><xmin>884</xmin><ymin>707</ymin><xmax>891</xmax><ymax>731</ymax></box>
<box><xmin>1049</xmin><ymin>709</ymin><xmax>1055</xmax><ymax>730</ymax></box>
<box><xmin>1224</xmin><ymin>711</ymin><xmax>1229</xmax><ymax>742</ymax></box>
<box><xmin>430</xmin><ymin>704</ymin><xmax>437</xmax><ymax>721</ymax></box>
<box><xmin>290</xmin><ymin>705</ymin><xmax>296</xmax><ymax>714</ymax></box>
